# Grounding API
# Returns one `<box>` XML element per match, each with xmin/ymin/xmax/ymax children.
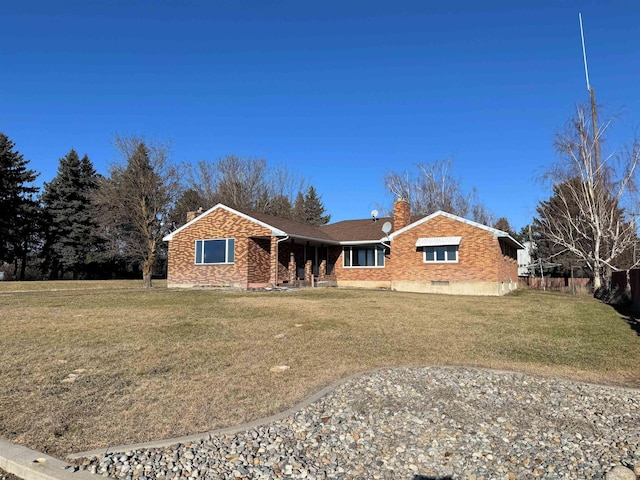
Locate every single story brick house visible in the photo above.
<box><xmin>162</xmin><ymin>199</ymin><xmax>523</xmax><ymax>295</ymax></box>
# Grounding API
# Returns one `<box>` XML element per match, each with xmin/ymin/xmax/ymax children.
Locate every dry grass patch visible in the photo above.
<box><xmin>0</xmin><ymin>282</ymin><xmax>639</xmax><ymax>457</ymax></box>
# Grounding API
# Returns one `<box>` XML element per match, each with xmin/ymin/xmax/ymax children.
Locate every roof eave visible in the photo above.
<box><xmin>162</xmin><ymin>203</ymin><xmax>287</xmax><ymax>241</ymax></box>
<box><xmin>287</xmin><ymin>233</ymin><xmax>340</xmax><ymax>245</ymax></box>
<box><xmin>339</xmin><ymin>239</ymin><xmax>388</xmax><ymax>245</ymax></box>
<box><xmin>497</xmin><ymin>234</ymin><xmax>525</xmax><ymax>250</ymax></box>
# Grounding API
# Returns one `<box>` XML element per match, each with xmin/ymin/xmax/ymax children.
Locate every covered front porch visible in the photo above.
<box><xmin>247</xmin><ymin>235</ymin><xmax>340</xmax><ymax>288</ymax></box>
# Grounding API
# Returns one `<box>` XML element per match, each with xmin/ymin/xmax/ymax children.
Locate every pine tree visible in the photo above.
<box><xmin>168</xmin><ymin>188</ymin><xmax>206</xmax><ymax>227</ymax></box>
<box><xmin>42</xmin><ymin>150</ymin><xmax>100</xmax><ymax>279</ymax></box>
<box><xmin>0</xmin><ymin>133</ymin><xmax>39</xmax><ymax>277</ymax></box>
<box><xmin>302</xmin><ymin>186</ymin><xmax>331</xmax><ymax>226</ymax></box>
<box><xmin>265</xmin><ymin>194</ymin><xmax>293</xmax><ymax>218</ymax></box>
<box><xmin>292</xmin><ymin>191</ymin><xmax>305</xmax><ymax>222</ymax></box>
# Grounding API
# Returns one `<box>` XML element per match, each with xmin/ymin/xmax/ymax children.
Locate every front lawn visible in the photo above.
<box><xmin>0</xmin><ymin>282</ymin><xmax>638</xmax><ymax>457</ymax></box>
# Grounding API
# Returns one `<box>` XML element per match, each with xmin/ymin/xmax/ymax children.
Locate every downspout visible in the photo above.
<box><xmin>274</xmin><ymin>235</ymin><xmax>289</xmax><ymax>286</ymax></box>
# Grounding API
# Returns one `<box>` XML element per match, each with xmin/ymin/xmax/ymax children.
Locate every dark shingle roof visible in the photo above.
<box><xmin>320</xmin><ymin>217</ymin><xmax>392</xmax><ymax>242</ymax></box>
<box><xmin>236</xmin><ymin>208</ymin><xmax>408</xmax><ymax>243</ymax></box>
<box><xmin>233</xmin><ymin>207</ymin><xmax>337</xmax><ymax>242</ymax></box>
<box><xmin>320</xmin><ymin>215</ymin><xmax>426</xmax><ymax>242</ymax></box>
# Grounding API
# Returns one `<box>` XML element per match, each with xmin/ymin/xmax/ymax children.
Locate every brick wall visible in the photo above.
<box><xmin>389</xmin><ymin>215</ymin><xmax>517</xmax><ymax>283</ymax></box>
<box><xmin>247</xmin><ymin>237</ymin><xmax>271</xmax><ymax>284</ymax></box>
<box><xmin>496</xmin><ymin>238</ymin><xmax>519</xmax><ymax>283</ymax></box>
<box><xmin>332</xmin><ymin>248</ymin><xmax>393</xmax><ymax>282</ymax></box>
<box><xmin>166</xmin><ymin>208</ymin><xmax>273</xmax><ymax>287</ymax></box>
<box><xmin>329</xmin><ymin>216</ymin><xmax>519</xmax><ymax>287</ymax></box>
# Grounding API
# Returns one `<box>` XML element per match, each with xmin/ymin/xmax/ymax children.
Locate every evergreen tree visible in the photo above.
<box><xmin>42</xmin><ymin>150</ymin><xmax>100</xmax><ymax>279</ymax></box>
<box><xmin>493</xmin><ymin>217</ymin><xmax>518</xmax><ymax>238</ymax></box>
<box><xmin>302</xmin><ymin>186</ymin><xmax>331</xmax><ymax>226</ymax></box>
<box><xmin>168</xmin><ymin>188</ymin><xmax>206</xmax><ymax>227</ymax></box>
<box><xmin>265</xmin><ymin>194</ymin><xmax>293</xmax><ymax>218</ymax></box>
<box><xmin>292</xmin><ymin>191</ymin><xmax>305</xmax><ymax>222</ymax></box>
<box><xmin>0</xmin><ymin>133</ymin><xmax>39</xmax><ymax>278</ymax></box>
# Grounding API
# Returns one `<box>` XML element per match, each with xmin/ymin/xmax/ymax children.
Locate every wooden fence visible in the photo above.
<box><xmin>518</xmin><ymin>276</ymin><xmax>591</xmax><ymax>293</ymax></box>
<box><xmin>611</xmin><ymin>269</ymin><xmax>640</xmax><ymax>307</ymax></box>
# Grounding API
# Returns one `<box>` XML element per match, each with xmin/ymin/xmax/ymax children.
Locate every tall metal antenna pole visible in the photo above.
<box><xmin>579</xmin><ymin>13</ymin><xmax>601</xmax><ymax>172</ymax></box>
<box><xmin>579</xmin><ymin>13</ymin><xmax>590</xmax><ymax>91</ymax></box>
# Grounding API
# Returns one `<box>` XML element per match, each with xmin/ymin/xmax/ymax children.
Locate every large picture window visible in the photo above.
<box><xmin>343</xmin><ymin>245</ymin><xmax>386</xmax><ymax>268</ymax></box>
<box><xmin>195</xmin><ymin>238</ymin><xmax>235</xmax><ymax>264</ymax></box>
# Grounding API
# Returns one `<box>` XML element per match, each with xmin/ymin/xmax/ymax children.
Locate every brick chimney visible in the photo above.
<box><xmin>186</xmin><ymin>207</ymin><xmax>204</xmax><ymax>223</ymax></box>
<box><xmin>393</xmin><ymin>198</ymin><xmax>411</xmax><ymax>232</ymax></box>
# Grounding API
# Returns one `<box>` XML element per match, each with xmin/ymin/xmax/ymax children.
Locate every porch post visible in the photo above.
<box><xmin>269</xmin><ymin>236</ymin><xmax>278</xmax><ymax>286</ymax></box>
<box><xmin>288</xmin><ymin>252</ymin><xmax>297</xmax><ymax>285</ymax></box>
<box><xmin>304</xmin><ymin>260</ymin><xmax>313</xmax><ymax>284</ymax></box>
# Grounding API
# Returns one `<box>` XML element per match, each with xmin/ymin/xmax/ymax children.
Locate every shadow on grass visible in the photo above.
<box><xmin>610</xmin><ymin>303</ymin><xmax>640</xmax><ymax>336</ymax></box>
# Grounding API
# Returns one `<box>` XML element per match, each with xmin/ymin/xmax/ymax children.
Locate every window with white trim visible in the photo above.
<box><xmin>195</xmin><ymin>238</ymin><xmax>235</xmax><ymax>264</ymax></box>
<box><xmin>417</xmin><ymin>236</ymin><xmax>461</xmax><ymax>264</ymax></box>
<box><xmin>343</xmin><ymin>245</ymin><xmax>386</xmax><ymax>268</ymax></box>
<box><xmin>424</xmin><ymin>245</ymin><xmax>458</xmax><ymax>263</ymax></box>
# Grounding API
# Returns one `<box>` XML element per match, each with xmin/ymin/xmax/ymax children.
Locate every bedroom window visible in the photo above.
<box><xmin>417</xmin><ymin>236</ymin><xmax>461</xmax><ymax>264</ymax></box>
<box><xmin>343</xmin><ymin>245</ymin><xmax>386</xmax><ymax>268</ymax></box>
<box><xmin>195</xmin><ymin>238</ymin><xmax>235</xmax><ymax>264</ymax></box>
<box><xmin>424</xmin><ymin>245</ymin><xmax>458</xmax><ymax>263</ymax></box>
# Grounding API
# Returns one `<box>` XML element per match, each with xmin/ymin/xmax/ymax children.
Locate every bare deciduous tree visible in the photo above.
<box><xmin>536</xmin><ymin>103</ymin><xmax>640</xmax><ymax>290</ymax></box>
<box><xmin>94</xmin><ymin>135</ymin><xmax>182</xmax><ymax>288</ymax></box>
<box><xmin>187</xmin><ymin>155</ymin><xmax>306</xmax><ymax>215</ymax></box>
<box><xmin>384</xmin><ymin>158</ymin><xmax>494</xmax><ymax>224</ymax></box>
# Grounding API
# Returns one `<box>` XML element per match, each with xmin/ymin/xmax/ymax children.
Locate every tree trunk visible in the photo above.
<box><xmin>142</xmin><ymin>270</ymin><xmax>152</xmax><ymax>288</ymax></box>
<box><xmin>19</xmin><ymin>250</ymin><xmax>27</xmax><ymax>280</ymax></box>
<box><xmin>142</xmin><ymin>253</ymin><xmax>155</xmax><ymax>288</ymax></box>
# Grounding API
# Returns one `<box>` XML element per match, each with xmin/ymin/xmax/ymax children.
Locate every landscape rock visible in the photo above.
<box><xmin>74</xmin><ymin>366</ymin><xmax>640</xmax><ymax>479</ymax></box>
<box><xmin>269</xmin><ymin>365</ymin><xmax>290</xmax><ymax>373</ymax></box>
<box><xmin>606</xmin><ymin>465</ymin><xmax>637</xmax><ymax>480</ymax></box>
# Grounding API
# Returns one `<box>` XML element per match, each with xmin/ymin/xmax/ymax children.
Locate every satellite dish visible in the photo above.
<box><xmin>382</xmin><ymin>221</ymin><xmax>392</xmax><ymax>235</ymax></box>
<box><xmin>371</xmin><ymin>209</ymin><xmax>379</xmax><ymax>220</ymax></box>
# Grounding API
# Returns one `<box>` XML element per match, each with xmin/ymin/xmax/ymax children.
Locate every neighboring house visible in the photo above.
<box><xmin>517</xmin><ymin>240</ymin><xmax>534</xmax><ymax>277</ymax></box>
<box><xmin>162</xmin><ymin>198</ymin><xmax>523</xmax><ymax>296</ymax></box>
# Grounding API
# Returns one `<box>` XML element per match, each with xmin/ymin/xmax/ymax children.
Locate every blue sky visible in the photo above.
<box><xmin>2</xmin><ymin>1</ymin><xmax>639</xmax><ymax>230</ymax></box>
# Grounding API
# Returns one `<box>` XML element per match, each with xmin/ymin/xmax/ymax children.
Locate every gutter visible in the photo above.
<box><xmin>276</xmin><ymin>235</ymin><xmax>290</xmax><ymax>245</ymax></box>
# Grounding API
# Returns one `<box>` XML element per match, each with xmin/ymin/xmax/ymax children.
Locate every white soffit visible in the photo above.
<box><xmin>415</xmin><ymin>236</ymin><xmax>462</xmax><ymax>247</ymax></box>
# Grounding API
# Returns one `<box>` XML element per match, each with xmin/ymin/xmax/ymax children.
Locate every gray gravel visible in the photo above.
<box><xmin>0</xmin><ymin>468</ymin><xmax>22</xmax><ymax>480</ymax></box>
<box><xmin>74</xmin><ymin>367</ymin><xmax>640</xmax><ymax>479</ymax></box>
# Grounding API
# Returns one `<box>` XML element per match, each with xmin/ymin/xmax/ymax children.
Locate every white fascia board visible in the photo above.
<box><xmin>389</xmin><ymin>210</ymin><xmax>524</xmax><ymax>249</ymax></box>
<box><xmin>339</xmin><ymin>239</ymin><xmax>388</xmax><ymax>245</ymax></box>
<box><xmin>388</xmin><ymin>210</ymin><xmax>442</xmax><ymax>239</ymax></box>
<box><xmin>221</xmin><ymin>204</ymin><xmax>287</xmax><ymax>236</ymax></box>
<box><xmin>498</xmin><ymin>235</ymin><xmax>525</xmax><ymax>250</ymax></box>
<box><xmin>162</xmin><ymin>203</ymin><xmax>285</xmax><ymax>241</ymax></box>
